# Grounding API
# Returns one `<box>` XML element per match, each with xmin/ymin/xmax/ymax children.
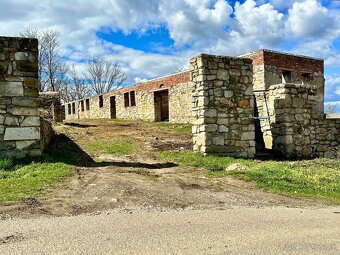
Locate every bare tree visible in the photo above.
<box><xmin>325</xmin><ymin>103</ymin><xmax>339</xmax><ymax>114</ymax></box>
<box><xmin>19</xmin><ymin>28</ymin><xmax>68</xmax><ymax>92</ymax></box>
<box><xmin>84</xmin><ymin>56</ymin><xmax>126</xmax><ymax>95</ymax></box>
<box><xmin>61</xmin><ymin>64</ymin><xmax>90</xmax><ymax>102</ymax></box>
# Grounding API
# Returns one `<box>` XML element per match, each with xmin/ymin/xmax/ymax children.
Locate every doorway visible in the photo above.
<box><xmin>154</xmin><ymin>90</ymin><xmax>169</xmax><ymax>122</ymax></box>
<box><xmin>110</xmin><ymin>96</ymin><xmax>116</xmax><ymax>119</ymax></box>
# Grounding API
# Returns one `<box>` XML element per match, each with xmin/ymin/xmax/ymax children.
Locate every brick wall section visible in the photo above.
<box><xmin>190</xmin><ymin>54</ymin><xmax>255</xmax><ymax>158</ymax></box>
<box><xmin>0</xmin><ymin>36</ymin><xmax>41</xmax><ymax>157</ymax></box>
<box><xmin>268</xmin><ymin>83</ymin><xmax>339</xmax><ymax>158</ymax></box>
<box><xmin>65</xmin><ymin>71</ymin><xmax>193</xmax><ymax>123</ymax></box>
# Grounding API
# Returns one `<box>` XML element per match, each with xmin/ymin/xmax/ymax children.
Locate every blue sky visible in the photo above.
<box><xmin>0</xmin><ymin>0</ymin><xmax>340</xmax><ymax>108</ymax></box>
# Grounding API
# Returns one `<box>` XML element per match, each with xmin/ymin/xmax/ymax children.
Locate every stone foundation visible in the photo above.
<box><xmin>190</xmin><ymin>54</ymin><xmax>255</xmax><ymax>158</ymax></box>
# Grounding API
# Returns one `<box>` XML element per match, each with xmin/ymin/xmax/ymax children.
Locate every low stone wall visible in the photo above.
<box><xmin>268</xmin><ymin>84</ymin><xmax>340</xmax><ymax>158</ymax></box>
<box><xmin>190</xmin><ymin>54</ymin><xmax>255</xmax><ymax>158</ymax></box>
<box><xmin>40</xmin><ymin>117</ymin><xmax>54</xmax><ymax>152</ymax></box>
<box><xmin>39</xmin><ymin>92</ymin><xmax>62</xmax><ymax>122</ymax></box>
<box><xmin>0</xmin><ymin>36</ymin><xmax>41</xmax><ymax>157</ymax></box>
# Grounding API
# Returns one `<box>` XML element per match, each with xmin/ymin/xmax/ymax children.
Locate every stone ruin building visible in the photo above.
<box><xmin>0</xmin><ymin>34</ymin><xmax>338</xmax><ymax>159</ymax></box>
<box><xmin>63</xmin><ymin>49</ymin><xmax>339</xmax><ymax>159</ymax></box>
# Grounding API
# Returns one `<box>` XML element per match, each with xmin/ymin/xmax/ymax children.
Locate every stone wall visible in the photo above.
<box><xmin>268</xmin><ymin>84</ymin><xmax>339</xmax><ymax>158</ymax></box>
<box><xmin>39</xmin><ymin>92</ymin><xmax>62</xmax><ymax>122</ymax></box>
<box><xmin>190</xmin><ymin>54</ymin><xmax>255</xmax><ymax>158</ymax></box>
<box><xmin>65</xmin><ymin>71</ymin><xmax>193</xmax><ymax>123</ymax></box>
<box><xmin>0</xmin><ymin>36</ymin><xmax>41</xmax><ymax>157</ymax></box>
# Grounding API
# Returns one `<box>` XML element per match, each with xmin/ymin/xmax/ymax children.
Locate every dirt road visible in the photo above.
<box><xmin>1</xmin><ymin>207</ymin><xmax>339</xmax><ymax>255</ymax></box>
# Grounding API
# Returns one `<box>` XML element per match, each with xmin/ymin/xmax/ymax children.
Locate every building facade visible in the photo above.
<box><xmin>63</xmin><ymin>50</ymin><xmax>339</xmax><ymax>159</ymax></box>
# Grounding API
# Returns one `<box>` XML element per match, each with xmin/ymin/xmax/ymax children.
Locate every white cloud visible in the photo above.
<box><xmin>164</xmin><ymin>0</ymin><xmax>232</xmax><ymax>46</ymax></box>
<box><xmin>325</xmin><ymin>73</ymin><xmax>340</xmax><ymax>102</ymax></box>
<box><xmin>0</xmin><ymin>0</ymin><xmax>339</xmax><ymax>91</ymax></box>
<box><xmin>233</xmin><ymin>0</ymin><xmax>285</xmax><ymax>46</ymax></box>
<box><xmin>286</xmin><ymin>0</ymin><xmax>335</xmax><ymax>38</ymax></box>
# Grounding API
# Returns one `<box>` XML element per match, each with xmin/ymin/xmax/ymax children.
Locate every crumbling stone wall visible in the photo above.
<box><xmin>39</xmin><ymin>92</ymin><xmax>63</xmax><ymax>122</ymax></box>
<box><xmin>0</xmin><ymin>36</ymin><xmax>42</xmax><ymax>157</ymax></box>
<box><xmin>190</xmin><ymin>54</ymin><xmax>255</xmax><ymax>158</ymax></box>
<box><xmin>268</xmin><ymin>83</ymin><xmax>340</xmax><ymax>158</ymax></box>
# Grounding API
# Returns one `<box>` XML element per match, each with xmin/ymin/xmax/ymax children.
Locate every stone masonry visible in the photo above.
<box><xmin>65</xmin><ymin>71</ymin><xmax>193</xmax><ymax>123</ymax></box>
<box><xmin>268</xmin><ymin>83</ymin><xmax>340</xmax><ymax>158</ymax></box>
<box><xmin>0</xmin><ymin>36</ymin><xmax>41</xmax><ymax>157</ymax></box>
<box><xmin>190</xmin><ymin>54</ymin><xmax>255</xmax><ymax>158</ymax></box>
<box><xmin>62</xmin><ymin>49</ymin><xmax>339</xmax><ymax>159</ymax></box>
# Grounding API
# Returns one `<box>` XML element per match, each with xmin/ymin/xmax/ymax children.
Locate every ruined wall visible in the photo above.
<box><xmin>0</xmin><ymin>36</ymin><xmax>41</xmax><ymax>157</ymax></box>
<box><xmin>65</xmin><ymin>71</ymin><xmax>193</xmax><ymax>123</ymax></box>
<box><xmin>39</xmin><ymin>92</ymin><xmax>62</xmax><ymax>122</ymax></box>
<box><xmin>190</xmin><ymin>54</ymin><xmax>255</xmax><ymax>158</ymax></box>
<box><xmin>268</xmin><ymin>84</ymin><xmax>339</xmax><ymax>158</ymax></box>
<box><xmin>244</xmin><ymin>50</ymin><xmax>325</xmax><ymax>115</ymax></box>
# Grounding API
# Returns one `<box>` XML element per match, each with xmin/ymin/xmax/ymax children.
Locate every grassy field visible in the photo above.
<box><xmin>160</xmin><ymin>151</ymin><xmax>340</xmax><ymax>203</ymax></box>
<box><xmin>0</xmin><ymin>157</ymin><xmax>74</xmax><ymax>205</ymax></box>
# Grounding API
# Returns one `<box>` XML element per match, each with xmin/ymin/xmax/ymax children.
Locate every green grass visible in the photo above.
<box><xmin>79</xmin><ymin>138</ymin><xmax>139</xmax><ymax>155</ymax></box>
<box><xmin>148</xmin><ymin>122</ymin><xmax>192</xmax><ymax>134</ymax></box>
<box><xmin>0</xmin><ymin>161</ymin><xmax>74</xmax><ymax>204</ymax></box>
<box><xmin>160</xmin><ymin>151</ymin><xmax>340</xmax><ymax>202</ymax></box>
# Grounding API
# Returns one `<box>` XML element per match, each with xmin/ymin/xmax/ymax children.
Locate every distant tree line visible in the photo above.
<box><xmin>19</xmin><ymin>28</ymin><xmax>126</xmax><ymax>103</ymax></box>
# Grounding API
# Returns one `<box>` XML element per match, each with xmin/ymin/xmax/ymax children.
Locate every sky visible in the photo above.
<box><xmin>0</xmin><ymin>0</ymin><xmax>340</xmax><ymax>108</ymax></box>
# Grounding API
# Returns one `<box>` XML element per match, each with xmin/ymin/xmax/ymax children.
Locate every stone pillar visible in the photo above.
<box><xmin>0</xmin><ymin>36</ymin><xmax>41</xmax><ymax>157</ymax></box>
<box><xmin>190</xmin><ymin>54</ymin><xmax>255</xmax><ymax>158</ymax></box>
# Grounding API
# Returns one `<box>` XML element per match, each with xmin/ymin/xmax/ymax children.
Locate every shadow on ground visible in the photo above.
<box><xmin>63</xmin><ymin>122</ymin><xmax>97</xmax><ymax>128</ymax></box>
<box><xmin>43</xmin><ymin>134</ymin><xmax>177</xmax><ymax>169</ymax></box>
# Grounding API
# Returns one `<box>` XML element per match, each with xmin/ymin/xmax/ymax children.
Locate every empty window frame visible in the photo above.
<box><xmin>282</xmin><ymin>70</ymin><xmax>292</xmax><ymax>83</ymax></box>
<box><xmin>301</xmin><ymin>72</ymin><xmax>312</xmax><ymax>84</ymax></box>
<box><xmin>86</xmin><ymin>99</ymin><xmax>90</xmax><ymax>111</ymax></box>
<box><xmin>130</xmin><ymin>91</ymin><xmax>136</xmax><ymax>106</ymax></box>
<box><xmin>99</xmin><ymin>95</ymin><xmax>104</xmax><ymax>108</ymax></box>
<box><xmin>72</xmin><ymin>102</ymin><xmax>76</xmax><ymax>114</ymax></box>
<box><xmin>124</xmin><ymin>92</ymin><xmax>130</xmax><ymax>107</ymax></box>
<box><xmin>68</xmin><ymin>104</ymin><xmax>71</xmax><ymax>115</ymax></box>
<box><xmin>80</xmin><ymin>100</ymin><xmax>85</xmax><ymax>112</ymax></box>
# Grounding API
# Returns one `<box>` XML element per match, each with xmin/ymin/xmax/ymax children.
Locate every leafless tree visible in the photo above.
<box><xmin>61</xmin><ymin>64</ymin><xmax>90</xmax><ymax>102</ymax></box>
<box><xmin>84</xmin><ymin>56</ymin><xmax>126</xmax><ymax>95</ymax></box>
<box><xmin>325</xmin><ymin>102</ymin><xmax>339</xmax><ymax>114</ymax></box>
<box><xmin>19</xmin><ymin>28</ymin><xmax>68</xmax><ymax>92</ymax></box>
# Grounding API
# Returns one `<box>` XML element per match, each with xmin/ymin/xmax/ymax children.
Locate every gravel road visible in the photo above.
<box><xmin>1</xmin><ymin>207</ymin><xmax>339</xmax><ymax>255</ymax></box>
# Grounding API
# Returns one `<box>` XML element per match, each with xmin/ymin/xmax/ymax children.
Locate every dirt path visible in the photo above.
<box><xmin>0</xmin><ymin>120</ymin><xmax>328</xmax><ymax>218</ymax></box>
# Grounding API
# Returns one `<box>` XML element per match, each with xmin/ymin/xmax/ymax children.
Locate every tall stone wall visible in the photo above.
<box><xmin>0</xmin><ymin>36</ymin><xmax>41</xmax><ymax>157</ymax></box>
<box><xmin>190</xmin><ymin>54</ymin><xmax>255</xmax><ymax>158</ymax></box>
<box><xmin>268</xmin><ymin>84</ymin><xmax>340</xmax><ymax>158</ymax></box>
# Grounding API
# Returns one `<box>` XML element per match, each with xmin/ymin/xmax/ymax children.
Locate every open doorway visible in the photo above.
<box><xmin>110</xmin><ymin>96</ymin><xmax>116</xmax><ymax>119</ymax></box>
<box><xmin>154</xmin><ymin>90</ymin><xmax>169</xmax><ymax>122</ymax></box>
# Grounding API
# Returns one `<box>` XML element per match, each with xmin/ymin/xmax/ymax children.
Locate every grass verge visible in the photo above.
<box><xmin>0</xmin><ymin>159</ymin><xmax>74</xmax><ymax>205</ymax></box>
<box><xmin>160</xmin><ymin>151</ymin><xmax>340</xmax><ymax>202</ymax></box>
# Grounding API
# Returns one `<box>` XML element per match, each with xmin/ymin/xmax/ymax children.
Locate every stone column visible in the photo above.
<box><xmin>190</xmin><ymin>54</ymin><xmax>255</xmax><ymax>158</ymax></box>
<box><xmin>0</xmin><ymin>36</ymin><xmax>41</xmax><ymax>157</ymax></box>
